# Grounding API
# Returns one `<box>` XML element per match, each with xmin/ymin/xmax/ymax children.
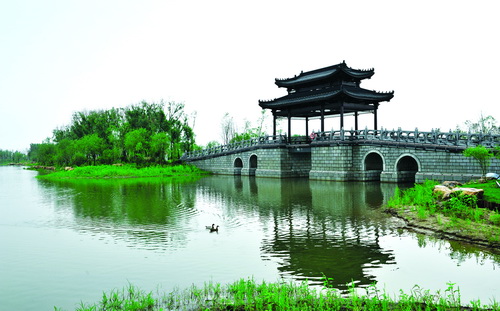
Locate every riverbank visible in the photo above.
<box><xmin>56</xmin><ymin>278</ymin><xmax>498</xmax><ymax>311</ymax></box>
<box><xmin>385</xmin><ymin>180</ymin><xmax>500</xmax><ymax>249</ymax></box>
<box><xmin>34</xmin><ymin>164</ymin><xmax>209</xmax><ymax>180</ymax></box>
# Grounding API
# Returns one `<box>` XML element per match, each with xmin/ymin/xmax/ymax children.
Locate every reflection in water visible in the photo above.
<box><xmin>38</xmin><ymin>177</ymin><xmax>201</xmax><ymax>251</ymax></box>
<box><xmin>6</xmin><ymin>168</ymin><xmax>497</xmax><ymax>310</ymax></box>
<box><xmin>201</xmin><ymin>177</ymin><xmax>397</xmax><ymax>290</ymax></box>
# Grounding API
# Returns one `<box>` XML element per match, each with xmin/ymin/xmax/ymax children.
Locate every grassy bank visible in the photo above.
<box><xmin>36</xmin><ymin>164</ymin><xmax>209</xmax><ymax>180</ymax></box>
<box><xmin>386</xmin><ymin>180</ymin><xmax>500</xmax><ymax>247</ymax></box>
<box><xmin>56</xmin><ymin>278</ymin><xmax>498</xmax><ymax>311</ymax></box>
<box><xmin>466</xmin><ymin>180</ymin><xmax>500</xmax><ymax>204</ymax></box>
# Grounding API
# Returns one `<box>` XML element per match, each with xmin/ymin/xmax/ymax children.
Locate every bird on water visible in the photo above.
<box><xmin>206</xmin><ymin>224</ymin><xmax>215</xmax><ymax>230</ymax></box>
<box><xmin>210</xmin><ymin>225</ymin><xmax>219</xmax><ymax>232</ymax></box>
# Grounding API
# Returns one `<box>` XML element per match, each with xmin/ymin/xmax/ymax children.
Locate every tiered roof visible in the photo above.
<box><xmin>259</xmin><ymin>61</ymin><xmax>394</xmax><ymax>118</ymax></box>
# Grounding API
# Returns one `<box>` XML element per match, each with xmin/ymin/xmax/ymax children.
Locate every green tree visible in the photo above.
<box><xmin>54</xmin><ymin>139</ymin><xmax>76</xmax><ymax>166</ymax></box>
<box><xmin>78</xmin><ymin>134</ymin><xmax>105</xmax><ymax>166</ymax></box>
<box><xmin>124</xmin><ymin>128</ymin><xmax>149</xmax><ymax>164</ymax></box>
<box><xmin>30</xmin><ymin>142</ymin><xmax>56</xmax><ymax>165</ymax></box>
<box><xmin>463</xmin><ymin>145</ymin><xmax>494</xmax><ymax>178</ymax></box>
<box><xmin>150</xmin><ymin>132</ymin><xmax>170</xmax><ymax>164</ymax></box>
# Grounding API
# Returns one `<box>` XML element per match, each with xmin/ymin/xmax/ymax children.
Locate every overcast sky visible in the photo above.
<box><xmin>1</xmin><ymin>0</ymin><xmax>499</xmax><ymax>152</ymax></box>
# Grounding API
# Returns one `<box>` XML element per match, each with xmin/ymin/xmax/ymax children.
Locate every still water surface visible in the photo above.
<box><xmin>0</xmin><ymin>166</ymin><xmax>499</xmax><ymax>310</ymax></box>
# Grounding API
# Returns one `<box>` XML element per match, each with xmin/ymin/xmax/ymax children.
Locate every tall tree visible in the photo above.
<box><xmin>459</xmin><ymin>113</ymin><xmax>499</xmax><ymax>134</ymax></box>
<box><xmin>220</xmin><ymin>113</ymin><xmax>236</xmax><ymax>145</ymax></box>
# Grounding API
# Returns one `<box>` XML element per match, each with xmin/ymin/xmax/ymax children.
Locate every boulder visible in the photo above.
<box><xmin>433</xmin><ymin>185</ymin><xmax>452</xmax><ymax>200</ymax></box>
<box><xmin>451</xmin><ymin>187</ymin><xmax>484</xmax><ymax>199</ymax></box>
<box><xmin>441</xmin><ymin>181</ymin><xmax>462</xmax><ymax>189</ymax></box>
<box><xmin>64</xmin><ymin>167</ymin><xmax>74</xmax><ymax>171</ymax></box>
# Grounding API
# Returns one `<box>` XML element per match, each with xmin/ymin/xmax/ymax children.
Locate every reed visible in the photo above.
<box><xmin>56</xmin><ymin>278</ymin><xmax>499</xmax><ymax>311</ymax></box>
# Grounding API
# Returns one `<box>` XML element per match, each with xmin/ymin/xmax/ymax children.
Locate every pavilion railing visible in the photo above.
<box><xmin>181</xmin><ymin>129</ymin><xmax>500</xmax><ymax>160</ymax></box>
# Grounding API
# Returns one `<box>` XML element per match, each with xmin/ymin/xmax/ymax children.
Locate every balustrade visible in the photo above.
<box><xmin>181</xmin><ymin>129</ymin><xmax>499</xmax><ymax>160</ymax></box>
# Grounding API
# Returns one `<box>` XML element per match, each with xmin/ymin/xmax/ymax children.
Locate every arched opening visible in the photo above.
<box><xmin>396</xmin><ymin>155</ymin><xmax>419</xmax><ymax>183</ymax></box>
<box><xmin>364</xmin><ymin>152</ymin><xmax>384</xmax><ymax>181</ymax></box>
<box><xmin>234</xmin><ymin>158</ymin><xmax>243</xmax><ymax>175</ymax></box>
<box><xmin>249</xmin><ymin>154</ymin><xmax>258</xmax><ymax>176</ymax></box>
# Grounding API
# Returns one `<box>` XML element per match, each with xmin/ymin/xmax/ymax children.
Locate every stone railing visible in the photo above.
<box><xmin>313</xmin><ymin>128</ymin><xmax>500</xmax><ymax>148</ymax></box>
<box><xmin>181</xmin><ymin>135</ymin><xmax>287</xmax><ymax>160</ymax></box>
<box><xmin>181</xmin><ymin>129</ymin><xmax>500</xmax><ymax>160</ymax></box>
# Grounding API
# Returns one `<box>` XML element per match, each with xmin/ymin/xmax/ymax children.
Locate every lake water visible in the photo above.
<box><xmin>0</xmin><ymin>166</ymin><xmax>499</xmax><ymax>310</ymax></box>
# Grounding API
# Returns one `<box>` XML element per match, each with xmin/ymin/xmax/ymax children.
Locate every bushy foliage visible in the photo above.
<box><xmin>0</xmin><ymin>149</ymin><xmax>28</xmax><ymax>164</ymax></box>
<box><xmin>463</xmin><ymin>145</ymin><xmax>494</xmax><ymax>177</ymax></box>
<box><xmin>29</xmin><ymin>100</ymin><xmax>196</xmax><ymax>167</ymax></box>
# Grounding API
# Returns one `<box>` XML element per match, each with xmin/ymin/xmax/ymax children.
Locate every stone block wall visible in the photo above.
<box><xmin>309</xmin><ymin>144</ymin><xmax>500</xmax><ymax>183</ymax></box>
<box><xmin>187</xmin><ymin>143</ymin><xmax>500</xmax><ymax>183</ymax></box>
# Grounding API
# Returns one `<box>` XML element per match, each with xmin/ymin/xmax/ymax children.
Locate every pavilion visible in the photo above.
<box><xmin>258</xmin><ymin>61</ymin><xmax>394</xmax><ymax>139</ymax></box>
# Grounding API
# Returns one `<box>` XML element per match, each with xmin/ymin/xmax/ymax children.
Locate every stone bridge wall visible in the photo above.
<box><xmin>309</xmin><ymin>143</ymin><xmax>500</xmax><ymax>183</ymax></box>
<box><xmin>187</xmin><ymin>143</ymin><xmax>500</xmax><ymax>183</ymax></box>
<box><xmin>187</xmin><ymin>147</ymin><xmax>311</xmax><ymax>178</ymax></box>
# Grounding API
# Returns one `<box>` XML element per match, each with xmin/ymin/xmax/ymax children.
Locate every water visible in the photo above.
<box><xmin>0</xmin><ymin>166</ymin><xmax>499</xmax><ymax>310</ymax></box>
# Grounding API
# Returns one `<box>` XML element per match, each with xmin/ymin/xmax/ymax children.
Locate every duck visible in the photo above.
<box><xmin>210</xmin><ymin>225</ymin><xmax>219</xmax><ymax>232</ymax></box>
<box><xmin>206</xmin><ymin>224</ymin><xmax>215</xmax><ymax>230</ymax></box>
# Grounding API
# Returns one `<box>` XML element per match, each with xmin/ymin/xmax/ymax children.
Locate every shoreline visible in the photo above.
<box><xmin>385</xmin><ymin>207</ymin><xmax>500</xmax><ymax>250</ymax></box>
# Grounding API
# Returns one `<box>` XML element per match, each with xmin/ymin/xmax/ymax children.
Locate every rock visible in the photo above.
<box><xmin>433</xmin><ymin>185</ymin><xmax>452</xmax><ymax>200</ymax></box>
<box><xmin>64</xmin><ymin>167</ymin><xmax>74</xmax><ymax>171</ymax></box>
<box><xmin>485</xmin><ymin>172</ymin><xmax>499</xmax><ymax>180</ymax></box>
<box><xmin>441</xmin><ymin>181</ymin><xmax>462</xmax><ymax>189</ymax></box>
<box><xmin>451</xmin><ymin>187</ymin><xmax>484</xmax><ymax>199</ymax></box>
<box><xmin>112</xmin><ymin>163</ymin><xmax>123</xmax><ymax>166</ymax></box>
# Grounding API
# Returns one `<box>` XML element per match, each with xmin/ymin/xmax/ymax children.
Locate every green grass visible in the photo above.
<box><xmin>386</xmin><ymin>180</ymin><xmax>500</xmax><ymax>245</ymax></box>
<box><xmin>36</xmin><ymin>164</ymin><xmax>209</xmax><ymax>180</ymax></box>
<box><xmin>55</xmin><ymin>278</ymin><xmax>499</xmax><ymax>311</ymax></box>
<box><xmin>387</xmin><ymin>180</ymin><xmax>499</xmax><ymax>225</ymax></box>
<box><xmin>465</xmin><ymin>180</ymin><xmax>500</xmax><ymax>204</ymax></box>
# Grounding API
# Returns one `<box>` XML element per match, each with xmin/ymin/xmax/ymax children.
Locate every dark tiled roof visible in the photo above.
<box><xmin>275</xmin><ymin>61</ymin><xmax>374</xmax><ymax>88</ymax></box>
<box><xmin>259</xmin><ymin>85</ymin><xmax>394</xmax><ymax>109</ymax></box>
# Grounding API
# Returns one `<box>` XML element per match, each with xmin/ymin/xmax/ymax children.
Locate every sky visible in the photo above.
<box><xmin>1</xmin><ymin>0</ymin><xmax>499</xmax><ymax>152</ymax></box>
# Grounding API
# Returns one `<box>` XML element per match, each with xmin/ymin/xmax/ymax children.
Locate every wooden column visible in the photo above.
<box><xmin>374</xmin><ymin>103</ymin><xmax>379</xmax><ymax>130</ymax></box>
<box><xmin>320</xmin><ymin>105</ymin><xmax>325</xmax><ymax>132</ymax></box>
<box><xmin>340</xmin><ymin>102</ymin><xmax>344</xmax><ymax>130</ymax></box>
<box><xmin>305</xmin><ymin>116</ymin><xmax>309</xmax><ymax>137</ymax></box>
<box><xmin>272</xmin><ymin>110</ymin><xmax>277</xmax><ymax>136</ymax></box>
<box><xmin>287</xmin><ymin>110</ymin><xmax>292</xmax><ymax>143</ymax></box>
<box><xmin>354</xmin><ymin>111</ymin><xmax>359</xmax><ymax>131</ymax></box>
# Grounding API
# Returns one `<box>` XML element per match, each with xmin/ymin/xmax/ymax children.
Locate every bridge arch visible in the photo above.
<box><xmin>234</xmin><ymin>157</ymin><xmax>243</xmax><ymax>175</ymax></box>
<box><xmin>395</xmin><ymin>154</ymin><xmax>420</xmax><ymax>183</ymax></box>
<box><xmin>363</xmin><ymin>151</ymin><xmax>384</xmax><ymax>181</ymax></box>
<box><xmin>249</xmin><ymin>154</ymin><xmax>258</xmax><ymax>176</ymax></box>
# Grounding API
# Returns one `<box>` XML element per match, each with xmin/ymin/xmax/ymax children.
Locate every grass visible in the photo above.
<box><xmin>386</xmin><ymin>180</ymin><xmax>500</xmax><ymax>246</ymax></box>
<box><xmin>35</xmin><ymin>164</ymin><xmax>209</xmax><ymax>180</ymax></box>
<box><xmin>465</xmin><ymin>180</ymin><xmax>500</xmax><ymax>204</ymax></box>
<box><xmin>55</xmin><ymin>278</ymin><xmax>499</xmax><ymax>311</ymax></box>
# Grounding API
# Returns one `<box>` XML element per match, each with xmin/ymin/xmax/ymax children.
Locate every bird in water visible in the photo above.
<box><xmin>206</xmin><ymin>224</ymin><xmax>215</xmax><ymax>230</ymax></box>
<box><xmin>210</xmin><ymin>225</ymin><xmax>219</xmax><ymax>233</ymax></box>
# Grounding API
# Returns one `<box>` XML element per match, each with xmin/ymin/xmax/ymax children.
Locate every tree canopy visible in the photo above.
<box><xmin>29</xmin><ymin>100</ymin><xmax>197</xmax><ymax>166</ymax></box>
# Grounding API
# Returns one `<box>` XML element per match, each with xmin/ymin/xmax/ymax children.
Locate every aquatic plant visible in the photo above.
<box><xmin>56</xmin><ymin>278</ymin><xmax>499</xmax><ymax>311</ymax></box>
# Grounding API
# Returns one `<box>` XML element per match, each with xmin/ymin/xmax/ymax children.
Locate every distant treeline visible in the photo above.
<box><xmin>28</xmin><ymin>101</ymin><xmax>198</xmax><ymax>167</ymax></box>
<box><xmin>0</xmin><ymin>149</ymin><xmax>28</xmax><ymax>164</ymax></box>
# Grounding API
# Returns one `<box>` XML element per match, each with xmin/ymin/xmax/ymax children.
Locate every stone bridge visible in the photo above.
<box><xmin>182</xmin><ymin>129</ymin><xmax>500</xmax><ymax>183</ymax></box>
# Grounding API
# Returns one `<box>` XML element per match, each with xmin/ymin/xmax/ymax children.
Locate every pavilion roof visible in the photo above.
<box><xmin>259</xmin><ymin>84</ymin><xmax>394</xmax><ymax>118</ymax></box>
<box><xmin>275</xmin><ymin>61</ymin><xmax>374</xmax><ymax>88</ymax></box>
